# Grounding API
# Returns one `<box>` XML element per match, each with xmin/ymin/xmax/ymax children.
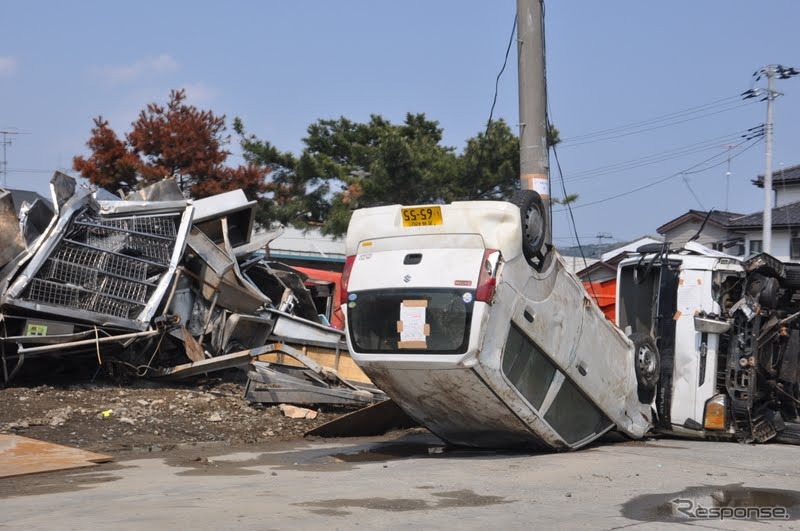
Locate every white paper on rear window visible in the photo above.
<box><xmin>397</xmin><ymin>299</ymin><xmax>430</xmax><ymax>348</ymax></box>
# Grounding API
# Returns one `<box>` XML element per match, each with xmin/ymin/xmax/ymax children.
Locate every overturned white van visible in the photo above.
<box><xmin>342</xmin><ymin>194</ymin><xmax>654</xmax><ymax>450</ymax></box>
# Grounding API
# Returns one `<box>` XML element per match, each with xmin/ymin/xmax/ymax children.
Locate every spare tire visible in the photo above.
<box><xmin>629</xmin><ymin>332</ymin><xmax>660</xmax><ymax>393</ymax></box>
<box><xmin>511</xmin><ymin>189</ymin><xmax>547</xmax><ymax>261</ymax></box>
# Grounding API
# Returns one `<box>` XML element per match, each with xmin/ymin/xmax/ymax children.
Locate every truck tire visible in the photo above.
<box><xmin>511</xmin><ymin>189</ymin><xmax>546</xmax><ymax>261</ymax></box>
<box><xmin>629</xmin><ymin>332</ymin><xmax>660</xmax><ymax>394</ymax></box>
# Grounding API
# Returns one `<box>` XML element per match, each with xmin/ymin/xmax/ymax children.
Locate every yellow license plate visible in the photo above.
<box><xmin>401</xmin><ymin>206</ymin><xmax>443</xmax><ymax>227</ymax></box>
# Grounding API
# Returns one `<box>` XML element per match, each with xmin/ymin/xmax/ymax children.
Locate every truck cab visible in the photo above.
<box><xmin>617</xmin><ymin>243</ymin><xmax>800</xmax><ymax>443</ymax></box>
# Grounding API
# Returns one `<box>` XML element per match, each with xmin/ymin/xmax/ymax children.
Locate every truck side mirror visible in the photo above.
<box><xmin>693</xmin><ymin>315</ymin><xmax>731</xmax><ymax>334</ymax></box>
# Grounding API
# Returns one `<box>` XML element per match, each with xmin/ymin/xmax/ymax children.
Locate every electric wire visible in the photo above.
<box><xmin>560</xmin><ymin>95</ymin><xmax>742</xmax><ymax>142</ymax></box>
<box><xmin>470</xmin><ymin>12</ymin><xmax>517</xmax><ymax>199</ymax></box>
<box><xmin>563</xmin><ymin>127</ymin><xmax>763</xmax><ymax>182</ymax></box>
<box><xmin>559</xmin><ymin>101</ymin><xmax>759</xmax><ymax>148</ymax></box>
<box><xmin>551</xmin><ymin>123</ymin><xmax>600</xmax><ymax>304</ymax></box>
<box><xmin>553</xmin><ymin>136</ymin><xmax>764</xmax><ymax>213</ymax></box>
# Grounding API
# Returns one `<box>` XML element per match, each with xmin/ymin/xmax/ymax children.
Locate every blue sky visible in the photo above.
<box><xmin>1</xmin><ymin>1</ymin><xmax>798</xmax><ymax>245</ymax></box>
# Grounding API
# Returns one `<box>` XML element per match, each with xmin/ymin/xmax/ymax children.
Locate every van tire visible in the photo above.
<box><xmin>629</xmin><ymin>333</ymin><xmax>660</xmax><ymax>394</ymax></box>
<box><xmin>776</xmin><ymin>421</ymin><xmax>800</xmax><ymax>445</ymax></box>
<box><xmin>512</xmin><ymin>190</ymin><xmax>546</xmax><ymax>261</ymax></box>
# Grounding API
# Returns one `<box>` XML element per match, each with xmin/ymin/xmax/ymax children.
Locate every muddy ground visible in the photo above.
<box><xmin>0</xmin><ymin>371</ymin><xmax>350</xmax><ymax>455</ymax></box>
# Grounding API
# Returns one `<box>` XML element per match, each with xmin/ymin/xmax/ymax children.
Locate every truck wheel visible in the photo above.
<box><xmin>629</xmin><ymin>333</ymin><xmax>660</xmax><ymax>393</ymax></box>
<box><xmin>511</xmin><ymin>190</ymin><xmax>546</xmax><ymax>261</ymax></box>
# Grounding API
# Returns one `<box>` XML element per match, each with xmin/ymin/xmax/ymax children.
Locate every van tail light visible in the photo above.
<box><xmin>476</xmin><ymin>249</ymin><xmax>500</xmax><ymax>304</ymax></box>
<box><xmin>703</xmin><ymin>394</ymin><xmax>727</xmax><ymax>431</ymax></box>
<box><xmin>340</xmin><ymin>255</ymin><xmax>356</xmax><ymax>306</ymax></box>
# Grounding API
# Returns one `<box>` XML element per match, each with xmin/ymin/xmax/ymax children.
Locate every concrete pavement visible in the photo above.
<box><xmin>2</xmin><ymin>433</ymin><xmax>799</xmax><ymax>530</ymax></box>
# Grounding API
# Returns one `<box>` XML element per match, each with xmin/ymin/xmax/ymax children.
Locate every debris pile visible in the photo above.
<box><xmin>0</xmin><ymin>173</ymin><xmax>381</xmax><ymax>407</ymax></box>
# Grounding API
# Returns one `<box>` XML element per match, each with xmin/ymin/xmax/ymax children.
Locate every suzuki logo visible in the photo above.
<box><xmin>403</xmin><ymin>274</ymin><xmax>411</xmax><ymax>283</ymax></box>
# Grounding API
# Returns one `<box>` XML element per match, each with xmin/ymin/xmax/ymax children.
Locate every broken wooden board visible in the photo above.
<box><xmin>0</xmin><ymin>434</ymin><xmax>112</xmax><ymax>478</ymax></box>
<box><xmin>305</xmin><ymin>399</ymin><xmax>419</xmax><ymax>438</ymax></box>
<box><xmin>258</xmin><ymin>342</ymin><xmax>371</xmax><ymax>384</ymax></box>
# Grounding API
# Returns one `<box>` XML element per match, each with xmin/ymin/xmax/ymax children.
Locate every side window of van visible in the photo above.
<box><xmin>503</xmin><ymin>325</ymin><xmax>613</xmax><ymax>444</ymax></box>
<box><xmin>544</xmin><ymin>378</ymin><xmax>613</xmax><ymax>444</ymax></box>
<box><xmin>502</xmin><ymin>325</ymin><xmax>556</xmax><ymax>409</ymax></box>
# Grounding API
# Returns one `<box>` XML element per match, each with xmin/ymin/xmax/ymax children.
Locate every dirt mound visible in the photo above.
<box><xmin>0</xmin><ymin>377</ymin><xmax>346</xmax><ymax>454</ymax></box>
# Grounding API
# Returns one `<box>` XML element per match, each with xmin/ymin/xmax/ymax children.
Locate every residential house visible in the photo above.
<box><xmin>656</xmin><ymin>163</ymin><xmax>800</xmax><ymax>263</ymax></box>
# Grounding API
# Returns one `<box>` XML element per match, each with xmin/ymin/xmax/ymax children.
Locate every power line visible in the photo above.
<box><xmin>553</xmin><ymin>136</ymin><xmax>764</xmax><ymax>212</ymax></box>
<box><xmin>470</xmin><ymin>12</ymin><xmax>517</xmax><ymax>199</ymax></box>
<box><xmin>559</xmin><ymin>95</ymin><xmax>743</xmax><ymax>143</ymax></box>
<box><xmin>563</xmin><ymin>126</ymin><xmax>762</xmax><ymax>182</ymax></box>
<box><xmin>559</xmin><ymin>101</ymin><xmax>758</xmax><ymax>148</ymax></box>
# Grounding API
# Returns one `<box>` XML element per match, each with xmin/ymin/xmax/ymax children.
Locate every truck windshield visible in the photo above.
<box><xmin>348</xmin><ymin>288</ymin><xmax>473</xmax><ymax>354</ymax></box>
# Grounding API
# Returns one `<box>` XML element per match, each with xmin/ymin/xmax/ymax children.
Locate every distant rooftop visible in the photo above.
<box><xmin>752</xmin><ymin>163</ymin><xmax>800</xmax><ymax>189</ymax></box>
<box><xmin>727</xmin><ymin>200</ymin><xmax>800</xmax><ymax>229</ymax></box>
<box><xmin>266</xmin><ymin>226</ymin><xmax>345</xmax><ymax>263</ymax></box>
<box><xmin>657</xmin><ymin>209</ymin><xmax>744</xmax><ymax>234</ymax></box>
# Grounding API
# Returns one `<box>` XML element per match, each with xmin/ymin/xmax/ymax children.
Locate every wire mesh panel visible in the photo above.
<box><xmin>25</xmin><ymin>279</ymin><xmax>82</xmax><ymax>308</ymax></box>
<box><xmin>20</xmin><ymin>208</ymin><xmax>184</xmax><ymax>321</ymax></box>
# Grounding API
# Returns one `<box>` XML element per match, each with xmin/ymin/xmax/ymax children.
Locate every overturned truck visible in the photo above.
<box><xmin>617</xmin><ymin>243</ymin><xmax>800</xmax><ymax>444</ymax></box>
<box><xmin>0</xmin><ymin>174</ymin><xmax>379</xmax><ymax>407</ymax></box>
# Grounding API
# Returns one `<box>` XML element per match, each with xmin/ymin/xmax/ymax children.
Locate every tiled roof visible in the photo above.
<box><xmin>727</xmin><ymin>200</ymin><xmax>800</xmax><ymax>229</ymax></box>
<box><xmin>752</xmin><ymin>163</ymin><xmax>800</xmax><ymax>188</ymax></box>
<box><xmin>657</xmin><ymin>209</ymin><xmax>744</xmax><ymax>234</ymax></box>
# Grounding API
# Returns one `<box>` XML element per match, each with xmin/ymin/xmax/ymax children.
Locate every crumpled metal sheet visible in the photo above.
<box><xmin>125</xmin><ymin>179</ymin><xmax>185</xmax><ymax>202</ymax></box>
<box><xmin>19</xmin><ymin>198</ymin><xmax>54</xmax><ymax>247</ymax></box>
<box><xmin>49</xmin><ymin>172</ymin><xmax>76</xmax><ymax>214</ymax></box>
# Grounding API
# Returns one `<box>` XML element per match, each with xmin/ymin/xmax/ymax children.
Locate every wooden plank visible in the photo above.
<box><xmin>256</xmin><ymin>343</ymin><xmax>371</xmax><ymax>384</ymax></box>
<box><xmin>0</xmin><ymin>434</ymin><xmax>112</xmax><ymax>479</ymax></box>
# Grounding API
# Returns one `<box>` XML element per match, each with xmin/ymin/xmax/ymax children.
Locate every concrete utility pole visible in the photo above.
<box><xmin>763</xmin><ymin>68</ymin><xmax>776</xmax><ymax>254</ymax></box>
<box><xmin>516</xmin><ymin>0</ymin><xmax>550</xmax><ymax>243</ymax></box>
<box><xmin>745</xmin><ymin>64</ymin><xmax>799</xmax><ymax>254</ymax></box>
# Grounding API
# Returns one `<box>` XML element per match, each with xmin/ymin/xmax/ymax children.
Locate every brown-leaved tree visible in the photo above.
<box><xmin>74</xmin><ymin>89</ymin><xmax>267</xmax><ymax>199</ymax></box>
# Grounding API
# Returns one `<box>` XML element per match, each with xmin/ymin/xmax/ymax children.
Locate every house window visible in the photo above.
<box><xmin>749</xmin><ymin>239</ymin><xmax>763</xmax><ymax>254</ymax></box>
<box><xmin>711</xmin><ymin>242</ymin><xmax>725</xmax><ymax>252</ymax></box>
<box><xmin>792</xmin><ymin>238</ymin><xmax>800</xmax><ymax>260</ymax></box>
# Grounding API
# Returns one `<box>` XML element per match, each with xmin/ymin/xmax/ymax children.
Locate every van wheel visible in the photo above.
<box><xmin>629</xmin><ymin>333</ymin><xmax>660</xmax><ymax>393</ymax></box>
<box><xmin>776</xmin><ymin>422</ymin><xmax>800</xmax><ymax>445</ymax></box>
<box><xmin>511</xmin><ymin>190</ymin><xmax>546</xmax><ymax>261</ymax></box>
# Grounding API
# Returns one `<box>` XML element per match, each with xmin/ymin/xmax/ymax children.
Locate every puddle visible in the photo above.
<box><xmin>295</xmin><ymin>488</ymin><xmax>511</xmax><ymax>515</ymax></box>
<box><xmin>621</xmin><ymin>483</ymin><xmax>800</xmax><ymax>522</ymax></box>
<box><xmin>159</xmin><ymin>433</ymin><xmax>514</xmax><ymax>476</ymax></box>
<box><xmin>330</xmin><ymin>441</ymin><xmax>444</xmax><ymax>463</ymax></box>
<box><xmin>0</xmin><ymin>464</ymin><xmax>126</xmax><ymax>498</ymax></box>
